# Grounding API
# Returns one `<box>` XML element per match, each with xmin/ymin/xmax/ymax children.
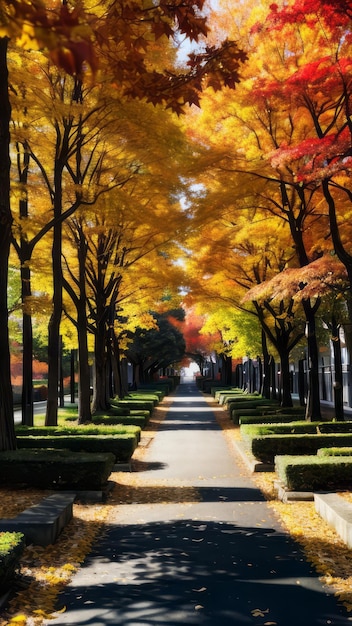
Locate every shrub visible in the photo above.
<box><xmin>0</xmin><ymin>449</ymin><xmax>115</xmax><ymax>490</ymax></box>
<box><xmin>318</xmin><ymin>447</ymin><xmax>352</xmax><ymax>457</ymax></box>
<box><xmin>0</xmin><ymin>531</ymin><xmax>25</xmax><ymax>590</ymax></box>
<box><xmin>16</xmin><ymin>434</ymin><xmax>138</xmax><ymax>463</ymax></box>
<box><xmin>249</xmin><ymin>433</ymin><xmax>352</xmax><ymax>463</ymax></box>
<box><xmin>241</xmin><ymin>421</ymin><xmax>352</xmax><ymax>439</ymax></box>
<box><xmin>16</xmin><ymin>424</ymin><xmax>141</xmax><ymax>441</ymax></box>
<box><xmin>238</xmin><ymin>413</ymin><xmax>306</xmax><ymax>425</ymax></box>
<box><xmin>275</xmin><ymin>455</ymin><xmax>352</xmax><ymax>491</ymax></box>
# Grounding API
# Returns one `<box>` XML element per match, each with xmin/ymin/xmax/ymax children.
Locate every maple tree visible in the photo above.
<box><xmin>184</xmin><ymin>201</ymin><xmax>306</xmax><ymax>403</ymax></box>
<box><xmin>178</xmin><ymin>309</ymin><xmax>222</xmax><ymax>379</ymax></box>
<box><xmin>183</xmin><ymin>0</ymin><xmax>352</xmax><ymax>416</ymax></box>
<box><xmin>252</xmin><ymin>255</ymin><xmax>349</xmax><ymax>419</ymax></box>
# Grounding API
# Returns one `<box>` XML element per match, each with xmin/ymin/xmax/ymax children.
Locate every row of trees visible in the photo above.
<box><xmin>3</xmin><ymin>0</ymin><xmax>352</xmax><ymax>451</ymax></box>
<box><xmin>0</xmin><ymin>0</ymin><xmax>247</xmax><ymax>449</ymax></box>
<box><xmin>183</xmin><ymin>0</ymin><xmax>352</xmax><ymax>420</ymax></box>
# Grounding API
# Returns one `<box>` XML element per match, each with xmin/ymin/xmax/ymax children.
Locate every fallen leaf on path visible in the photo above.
<box><xmin>251</xmin><ymin>608</ymin><xmax>269</xmax><ymax>618</ymax></box>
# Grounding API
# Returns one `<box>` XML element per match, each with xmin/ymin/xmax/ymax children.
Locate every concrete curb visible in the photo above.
<box><xmin>314</xmin><ymin>492</ymin><xmax>352</xmax><ymax>549</ymax></box>
<box><xmin>231</xmin><ymin>436</ymin><xmax>352</xmax><ymax>548</ymax></box>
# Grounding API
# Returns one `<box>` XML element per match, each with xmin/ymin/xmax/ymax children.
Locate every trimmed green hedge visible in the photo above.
<box><xmin>213</xmin><ymin>387</ymin><xmax>248</xmax><ymax>399</ymax></box>
<box><xmin>318</xmin><ymin>447</ymin><xmax>352</xmax><ymax>457</ymax></box>
<box><xmin>16</xmin><ymin>433</ymin><xmax>138</xmax><ymax>463</ymax></box>
<box><xmin>0</xmin><ymin>449</ymin><xmax>115</xmax><ymax>490</ymax></box>
<box><xmin>238</xmin><ymin>413</ymin><xmax>306</xmax><ymax>425</ymax></box>
<box><xmin>227</xmin><ymin>399</ymin><xmax>278</xmax><ymax>414</ymax></box>
<box><xmin>216</xmin><ymin>390</ymin><xmax>248</xmax><ymax>405</ymax></box>
<box><xmin>91</xmin><ymin>414</ymin><xmax>147</xmax><ymax>428</ymax></box>
<box><xmin>0</xmin><ymin>531</ymin><xmax>25</xmax><ymax>590</ymax></box>
<box><xmin>275</xmin><ymin>454</ymin><xmax>352</xmax><ymax>491</ymax></box>
<box><xmin>124</xmin><ymin>393</ymin><xmax>160</xmax><ymax>406</ymax></box>
<box><xmin>110</xmin><ymin>399</ymin><xmax>154</xmax><ymax>414</ymax></box>
<box><xmin>249</xmin><ymin>433</ymin><xmax>352</xmax><ymax>463</ymax></box>
<box><xmin>241</xmin><ymin>421</ymin><xmax>352</xmax><ymax>439</ymax></box>
<box><xmin>16</xmin><ymin>424</ymin><xmax>141</xmax><ymax>441</ymax></box>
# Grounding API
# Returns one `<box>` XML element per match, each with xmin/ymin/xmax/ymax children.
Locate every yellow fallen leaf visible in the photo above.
<box><xmin>33</xmin><ymin>610</ymin><xmax>50</xmax><ymax>616</ymax></box>
<box><xmin>8</xmin><ymin>616</ymin><xmax>27</xmax><ymax>625</ymax></box>
<box><xmin>192</xmin><ymin>587</ymin><xmax>207</xmax><ymax>592</ymax></box>
<box><xmin>251</xmin><ymin>608</ymin><xmax>269</xmax><ymax>618</ymax></box>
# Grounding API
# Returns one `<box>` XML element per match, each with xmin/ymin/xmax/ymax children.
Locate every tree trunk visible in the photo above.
<box><xmin>91</xmin><ymin>319</ymin><xmax>109</xmax><ymax>412</ymax></box>
<box><xmin>331</xmin><ymin>315</ymin><xmax>344</xmax><ymax>421</ymax></box>
<box><xmin>298</xmin><ymin>358</ymin><xmax>306</xmax><ymax>407</ymax></box>
<box><xmin>77</xmin><ymin>314</ymin><xmax>92</xmax><ymax>423</ymax></box>
<box><xmin>270</xmin><ymin>357</ymin><xmax>277</xmax><ymax>400</ymax></box>
<box><xmin>17</xmin><ymin>145</ymin><xmax>34</xmax><ymax>426</ymax></box>
<box><xmin>221</xmin><ymin>354</ymin><xmax>232</xmax><ymax>385</ymax></box>
<box><xmin>303</xmin><ymin>300</ymin><xmax>322</xmax><ymax>421</ymax></box>
<box><xmin>21</xmin><ymin>258</ymin><xmax>34</xmax><ymax>425</ymax></box>
<box><xmin>70</xmin><ymin>349</ymin><xmax>76</xmax><ymax>404</ymax></box>
<box><xmin>46</xmin><ymin>172</ymin><xmax>64</xmax><ymax>426</ymax></box>
<box><xmin>278</xmin><ymin>346</ymin><xmax>293</xmax><ymax>407</ymax></box>
<box><xmin>261</xmin><ymin>330</ymin><xmax>271</xmax><ymax>398</ymax></box>
<box><xmin>0</xmin><ymin>38</ymin><xmax>16</xmax><ymax>450</ymax></box>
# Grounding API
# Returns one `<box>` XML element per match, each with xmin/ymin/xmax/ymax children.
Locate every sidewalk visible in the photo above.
<box><xmin>45</xmin><ymin>382</ymin><xmax>348</xmax><ymax>626</ymax></box>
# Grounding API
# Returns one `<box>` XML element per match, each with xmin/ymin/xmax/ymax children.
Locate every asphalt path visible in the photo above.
<box><xmin>45</xmin><ymin>382</ymin><xmax>349</xmax><ymax>626</ymax></box>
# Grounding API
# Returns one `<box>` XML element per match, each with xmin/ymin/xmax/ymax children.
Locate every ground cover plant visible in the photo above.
<box><xmin>0</xmin><ymin>531</ymin><xmax>25</xmax><ymax>591</ymax></box>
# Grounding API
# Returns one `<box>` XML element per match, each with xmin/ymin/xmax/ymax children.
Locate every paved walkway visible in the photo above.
<box><xmin>46</xmin><ymin>382</ymin><xmax>349</xmax><ymax>626</ymax></box>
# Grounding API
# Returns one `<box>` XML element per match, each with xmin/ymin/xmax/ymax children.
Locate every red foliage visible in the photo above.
<box><xmin>267</xmin><ymin>0</ymin><xmax>352</xmax><ymax>30</ymax></box>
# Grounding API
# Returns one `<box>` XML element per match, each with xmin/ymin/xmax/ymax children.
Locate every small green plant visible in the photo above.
<box><xmin>0</xmin><ymin>531</ymin><xmax>25</xmax><ymax>589</ymax></box>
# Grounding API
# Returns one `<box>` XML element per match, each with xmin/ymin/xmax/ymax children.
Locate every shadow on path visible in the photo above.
<box><xmin>51</xmin><ymin>518</ymin><xmax>348</xmax><ymax>626</ymax></box>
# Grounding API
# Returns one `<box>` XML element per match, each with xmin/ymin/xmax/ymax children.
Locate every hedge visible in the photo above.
<box><xmin>0</xmin><ymin>531</ymin><xmax>25</xmax><ymax>590</ymax></box>
<box><xmin>0</xmin><ymin>449</ymin><xmax>115</xmax><ymax>490</ymax></box>
<box><xmin>249</xmin><ymin>433</ymin><xmax>352</xmax><ymax>463</ymax></box>
<box><xmin>16</xmin><ymin>424</ymin><xmax>141</xmax><ymax>441</ymax></box>
<box><xmin>16</xmin><ymin>434</ymin><xmax>138</xmax><ymax>463</ymax></box>
<box><xmin>110</xmin><ymin>399</ymin><xmax>154</xmax><ymax>414</ymax></box>
<box><xmin>241</xmin><ymin>421</ymin><xmax>352</xmax><ymax>440</ymax></box>
<box><xmin>237</xmin><ymin>413</ymin><xmax>306</xmax><ymax>425</ymax></box>
<box><xmin>91</xmin><ymin>414</ymin><xmax>147</xmax><ymax>428</ymax></box>
<box><xmin>275</xmin><ymin>454</ymin><xmax>352</xmax><ymax>491</ymax></box>
<box><xmin>318</xmin><ymin>447</ymin><xmax>352</xmax><ymax>457</ymax></box>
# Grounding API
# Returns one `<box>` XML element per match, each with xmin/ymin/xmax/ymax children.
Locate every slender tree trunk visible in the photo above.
<box><xmin>91</xmin><ymin>319</ymin><xmax>109</xmax><ymax>412</ymax></box>
<box><xmin>298</xmin><ymin>358</ymin><xmax>306</xmax><ymax>407</ymax></box>
<box><xmin>270</xmin><ymin>357</ymin><xmax>277</xmax><ymax>400</ymax></box>
<box><xmin>221</xmin><ymin>354</ymin><xmax>232</xmax><ymax>385</ymax></box>
<box><xmin>303</xmin><ymin>299</ymin><xmax>322</xmax><ymax>421</ymax></box>
<box><xmin>261</xmin><ymin>330</ymin><xmax>271</xmax><ymax>398</ymax></box>
<box><xmin>0</xmin><ymin>38</ymin><xmax>16</xmax><ymax>450</ymax></box>
<box><xmin>331</xmin><ymin>315</ymin><xmax>344</xmax><ymax>421</ymax></box>
<box><xmin>77</xmin><ymin>313</ymin><xmax>91</xmax><ymax>423</ymax></box>
<box><xmin>46</xmin><ymin>169</ymin><xmax>64</xmax><ymax>426</ymax></box>
<box><xmin>70</xmin><ymin>349</ymin><xmax>75</xmax><ymax>404</ymax></box>
<box><xmin>21</xmin><ymin>264</ymin><xmax>33</xmax><ymax>425</ymax></box>
<box><xmin>17</xmin><ymin>145</ymin><xmax>34</xmax><ymax>426</ymax></box>
<box><xmin>58</xmin><ymin>335</ymin><xmax>64</xmax><ymax>408</ymax></box>
<box><xmin>278</xmin><ymin>345</ymin><xmax>293</xmax><ymax>407</ymax></box>
<box><xmin>76</xmin><ymin>242</ymin><xmax>92</xmax><ymax>422</ymax></box>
